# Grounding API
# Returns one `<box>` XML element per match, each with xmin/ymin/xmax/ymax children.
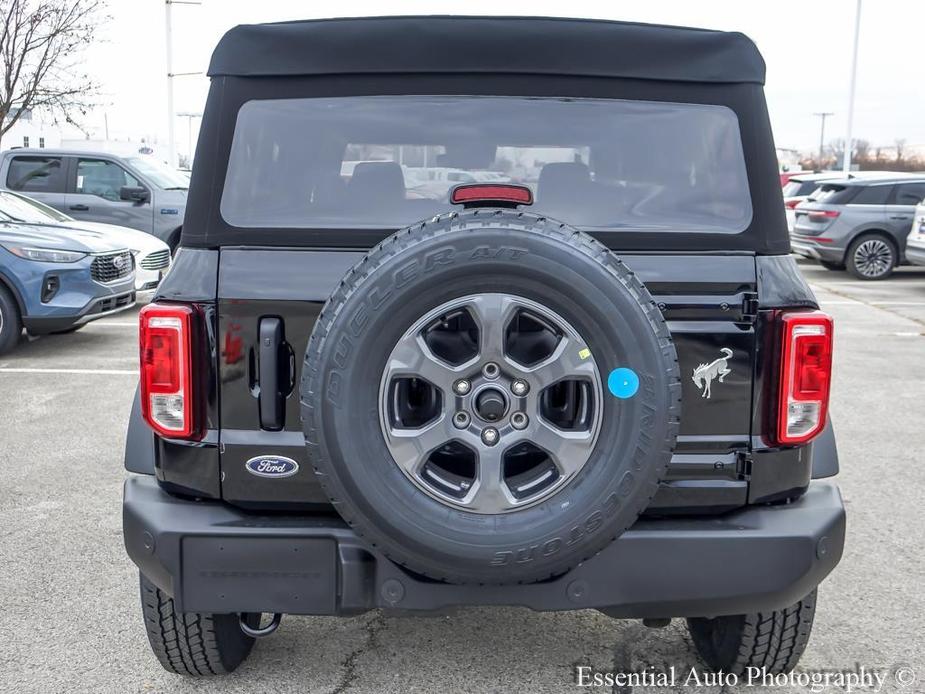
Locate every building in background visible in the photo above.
<box><xmin>1</xmin><ymin>108</ymin><xmax>62</xmax><ymax>150</ymax></box>
<box><xmin>776</xmin><ymin>147</ymin><xmax>805</xmax><ymax>172</ymax></box>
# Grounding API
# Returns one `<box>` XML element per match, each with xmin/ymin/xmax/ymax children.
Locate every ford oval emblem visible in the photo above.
<box><xmin>245</xmin><ymin>455</ymin><xmax>299</xmax><ymax>479</ymax></box>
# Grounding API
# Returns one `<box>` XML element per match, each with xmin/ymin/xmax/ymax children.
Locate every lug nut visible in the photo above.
<box><xmin>482</xmin><ymin>362</ymin><xmax>500</xmax><ymax>379</ymax></box>
<box><xmin>511</xmin><ymin>379</ymin><xmax>529</xmax><ymax>396</ymax></box>
<box><xmin>481</xmin><ymin>427</ymin><xmax>500</xmax><ymax>446</ymax></box>
<box><xmin>453</xmin><ymin>412</ymin><xmax>471</xmax><ymax>429</ymax></box>
<box><xmin>453</xmin><ymin>379</ymin><xmax>471</xmax><ymax>395</ymax></box>
<box><xmin>511</xmin><ymin>412</ymin><xmax>529</xmax><ymax>430</ymax></box>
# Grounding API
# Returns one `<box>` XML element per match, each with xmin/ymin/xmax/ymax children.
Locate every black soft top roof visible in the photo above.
<box><xmin>208</xmin><ymin>16</ymin><xmax>765</xmax><ymax>85</ymax></box>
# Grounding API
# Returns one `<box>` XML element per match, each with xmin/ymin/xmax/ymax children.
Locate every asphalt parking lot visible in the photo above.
<box><xmin>1</xmin><ymin>259</ymin><xmax>923</xmax><ymax>694</ymax></box>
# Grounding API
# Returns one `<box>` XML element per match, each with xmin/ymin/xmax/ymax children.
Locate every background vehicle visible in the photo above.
<box><xmin>782</xmin><ymin>172</ymin><xmax>846</xmax><ymax>231</ymax></box>
<box><xmin>123</xmin><ymin>16</ymin><xmax>844</xmax><ymax>679</ymax></box>
<box><xmin>0</xmin><ymin>223</ymin><xmax>134</xmax><ymax>353</ymax></box>
<box><xmin>792</xmin><ymin>175</ymin><xmax>925</xmax><ymax>279</ymax></box>
<box><xmin>0</xmin><ymin>149</ymin><xmax>188</xmax><ymax>251</ymax></box>
<box><xmin>0</xmin><ymin>190</ymin><xmax>170</xmax><ymax>293</ymax></box>
<box><xmin>904</xmin><ymin>199</ymin><xmax>925</xmax><ymax>266</ymax></box>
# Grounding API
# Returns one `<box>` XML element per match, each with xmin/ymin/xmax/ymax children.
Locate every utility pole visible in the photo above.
<box><xmin>813</xmin><ymin>112</ymin><xmax>834</xmax><ymax>167</ymax></box>
<box><xmin>165</xmin><ymin>1</ymin><xmax>202</xmax><ymax>168</ymax></box>
<box><xmin>843</xmin><ymin>0</ymin><xmax>862</xmax><ymax>174</ymax></box>
<box><xmin>165</xmin><ymin>1</ymin><xmax>174</xmax><ymax>167</ymax></box>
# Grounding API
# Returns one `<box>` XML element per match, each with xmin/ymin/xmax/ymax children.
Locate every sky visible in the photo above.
<box><xmin>79</xmin><ymin>0</ymin><xmax>925</xmax><ymax>160</ymax></box>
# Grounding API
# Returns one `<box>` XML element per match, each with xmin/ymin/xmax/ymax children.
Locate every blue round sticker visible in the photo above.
<box><xmin>607</xmin><ymin>368</ymin><xmax>639</xmax><ymax>399</ymax></box>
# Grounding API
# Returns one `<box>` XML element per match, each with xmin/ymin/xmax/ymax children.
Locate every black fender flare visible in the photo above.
<box><xmin>810</xmin><ymin>416</ymin><xmax>839</xmax><ymax>479</ymax></box>
<box><xmin>125</xmin><ymin>384</ymin><xmax>156</xmax><ymax>474</ymax></box>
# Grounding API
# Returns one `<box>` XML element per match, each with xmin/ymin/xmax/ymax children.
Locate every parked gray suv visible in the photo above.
<box><xmin>791</xmin><ymin>175</ymin><xmax>925</xmax><ymax>280</ymax></box>
<box><xmin>0</xmin><ymin>149</ymin><xmax>188</xmax><ymax>251</ymax></box>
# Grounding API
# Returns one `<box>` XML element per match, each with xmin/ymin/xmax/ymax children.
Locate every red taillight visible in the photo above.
<box><xmin>450</xmin><ymin>183</ymin><xmax>533</xmax><ymax>206</ymax></box>
<box><xmin>807</xmin><ymin>210</ymin><xmax>840</xmax><ymax>221</ymax></box>
<box><xmin>777</xmin><ymin>311</ymin><xmax>834</xmax><ymax>445</ymax></box>
<box><xmin>139</xmin><ymin>303</ymin><xmax>199</xmax><ymax>439</ymax></box>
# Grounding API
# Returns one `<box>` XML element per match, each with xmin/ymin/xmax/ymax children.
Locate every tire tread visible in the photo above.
<box><xmin>687</xmin><ymin>590</ymin><xmax>817</xmax><ymax>676</ymax></box>
<box><xmin>302</xmin><ymin>210</ymin><xmax>681</xmax><ymax>584</ymax></box>
<box><xmin>139</xmin><ymin>573</ymin><xmax>254</xmax><ymax>676</ymax></box>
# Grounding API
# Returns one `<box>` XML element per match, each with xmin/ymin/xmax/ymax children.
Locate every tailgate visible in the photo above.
<box><xmin>216</xmin><ymin>250</ymin><xmax>758</xmax><ymax>509</ymax></box>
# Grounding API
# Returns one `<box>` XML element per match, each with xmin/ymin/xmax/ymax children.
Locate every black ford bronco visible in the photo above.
<box><xmin>123</xmin><ymin>16</ymin><xmax>845</xmax><ymax>677</ymax></box>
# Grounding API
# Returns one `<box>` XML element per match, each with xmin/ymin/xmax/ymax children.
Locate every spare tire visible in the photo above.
<box><xmin>302</xmin><ymin>210</ymin><xmax>681</xmax><ymax>584</ymax></box>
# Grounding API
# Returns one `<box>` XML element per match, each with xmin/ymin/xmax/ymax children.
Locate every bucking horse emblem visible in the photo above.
<box><xmin>692</xmin><ymin>348</ymin><xmax>733</xmax><ymax>399</ymax></box>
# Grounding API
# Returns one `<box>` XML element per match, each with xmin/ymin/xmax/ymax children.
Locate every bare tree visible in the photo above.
<box><xmin>0</xmin><ymin>0</ymin><xmax>105</xmax><ymax>149</ymax></box>
<box><xmin>854</xmin><ymin>138</ymin><xmax>870</xmax><ymax>162</ymax></box>
<box><xmin>894</xmin><ymin>138</ymin><xmax>906</xmax><ymax>162</ymax></box>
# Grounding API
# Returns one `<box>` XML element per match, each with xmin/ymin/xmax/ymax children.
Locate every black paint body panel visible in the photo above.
<box><xmin>215</xmin><ymin>249</ymin><xmax>761</xmax><ymax>511</ymax></box>
<box><xmin>156</xmin><ymin>248</ymin><xmax>218</xmax><ymax>302</ymax></box>
<box><xmin>125</xmin><ymin>249</ymin><xmax>827</xmax><ymax>514</ymax></box>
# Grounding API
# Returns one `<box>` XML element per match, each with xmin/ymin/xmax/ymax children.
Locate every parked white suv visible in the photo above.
<box><xmin>904</xmin><ymin>198</ymin><xmax>925</xmax><ymax>267</ymax></box>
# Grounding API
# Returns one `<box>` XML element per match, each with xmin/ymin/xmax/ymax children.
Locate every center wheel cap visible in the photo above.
<box><xmin>474</xmin><ymin>388</ymin><xmax>507</xmax><ymax>422</ymax></box>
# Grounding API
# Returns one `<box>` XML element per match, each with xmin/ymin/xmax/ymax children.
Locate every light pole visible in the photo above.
<box><xmin>165</xmin><ymin>1</ymin><xmax>202</xmax><ymax>168</ymax></box>
<box><xmin>814</xmin><ymin>112</ymin><xmax>834</xmax><ymax>167</ymax></box>
<box><xmin>843</xmin><ymin>0</ymin><xmax>862</xmax><ymax>173</ymax></box>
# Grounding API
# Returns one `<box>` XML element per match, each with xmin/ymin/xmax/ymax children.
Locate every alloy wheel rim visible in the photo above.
<box><xmin>854</xmin><ymin>239</ymin><xmax>893</xmax><ymax>278</ymax></box>
<box><xmin>378</xmin><ymin>293</ymin><xmax>603</xmax><ymax>514</ymax></box>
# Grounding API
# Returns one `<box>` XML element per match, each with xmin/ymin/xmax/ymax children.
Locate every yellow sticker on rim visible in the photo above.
<box><xmin>578</xmin><ymin>348</ymin><xmax>591</xmax><ymax>360</ymax></box>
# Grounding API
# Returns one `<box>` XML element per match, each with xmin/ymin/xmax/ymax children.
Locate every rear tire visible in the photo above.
<box><xmin>0</xmin><ymin>284</ymin><xmax>22</xmax><ymax>355</ymax></box>
<box><xmin>686</xmin><ymin>590</ymin><xmax>817</xmax><ymax>676</ymax></box>
<box><xmin>846</xmin><ymin>234</ymin><xmax>896</xmax><ymax>280</ymax></box>
<box><xmin>139</xmin><ymin>573</ymin><xmax>258</xmax><ymax>676</ymax></box>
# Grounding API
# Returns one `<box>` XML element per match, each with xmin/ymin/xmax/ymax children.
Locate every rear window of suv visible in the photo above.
<box><xmin>850</xmin><ymin>185</ymin><xmax>892</xmax><ymax>205</ymax></box>
<box><xmin>221</xmin><ymin>96</ymin><xmax>753</xmax><ymax>234</ymax></box>
<box><xmin>782</xmin><ymin>179</ymin><xmax>821</xmax><ymax>197</ymax></box>
<box><xmin>808</xmin><ymin>184</ymin><xmax>856</xmax><ymax>205</ymax></box>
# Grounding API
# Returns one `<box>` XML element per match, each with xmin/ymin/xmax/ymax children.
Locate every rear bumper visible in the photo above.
<box><xmin>790</xmin><ymin>237</ymin><xmax>843</xmax><ymax>263</ymax></box>
<box><xmin>124</xmin><ymin>476</ymin><xmax>845</xmax><ymax>619</ymax></box>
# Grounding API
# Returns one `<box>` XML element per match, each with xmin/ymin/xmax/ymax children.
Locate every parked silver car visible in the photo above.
<box><xmin>782</xmin><ymin>172</ymin><xmax>846</xmax><ymax>232</ymax></box>
<box><xmin>0</xmin><ymin>149</ymin><xmax>187</xmax><ymax>251</ymax></box>
<box><xmin>791</xmin><ymin>175</ymin><xmax>925</xmax><ymax>280</ymax></box>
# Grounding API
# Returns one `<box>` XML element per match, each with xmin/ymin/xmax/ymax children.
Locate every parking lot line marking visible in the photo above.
<box><xmin>0</xmin><ymin>367</ymin><xmax>137</xmax><ymax>375</ymax></box>
<box><xmin>88</xmin><ymin>321</ymin><xmax>138</xmax><ymax>327</ymax></box>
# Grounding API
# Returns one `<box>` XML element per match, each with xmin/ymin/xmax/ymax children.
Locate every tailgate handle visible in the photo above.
<box><xmin>258</xmin><ymin>317</ymin><xmax>286</xmax><ymax>431</ymax></box>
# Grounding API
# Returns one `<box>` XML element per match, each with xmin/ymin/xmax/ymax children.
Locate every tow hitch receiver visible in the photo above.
<box><xmin>240</xmin><ymin>612</ymin><xmax>283</xmax><ymax>638</ymax></box>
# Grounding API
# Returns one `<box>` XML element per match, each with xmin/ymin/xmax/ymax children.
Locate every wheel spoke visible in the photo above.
<box><xmin>464</xmin><ymin>446</ymin><xmax>514</xmax><ymax>513</ymax></box>
<box><xmin>530</xmin><ymin>420</ymin><xmax>595</xmax><ymax>477</ymax></box>
<box><xmin>387</xmin><ymin>332</ymin><xmax>468</xmax><ymax>393</ymax></box>
<box><xmin>522</xmin><ymin>335</ymin><xmax>596</xmax><ymax>389</ymax></box>
<box><xmin>386</xmin><ymin>416</ymin><xmax>456</xmax><ymax>476</ymax></box>
<box><xmin>466</xmin><ymin>294</ymin><xmax>519</xmax><ymax>363</ymax></box>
